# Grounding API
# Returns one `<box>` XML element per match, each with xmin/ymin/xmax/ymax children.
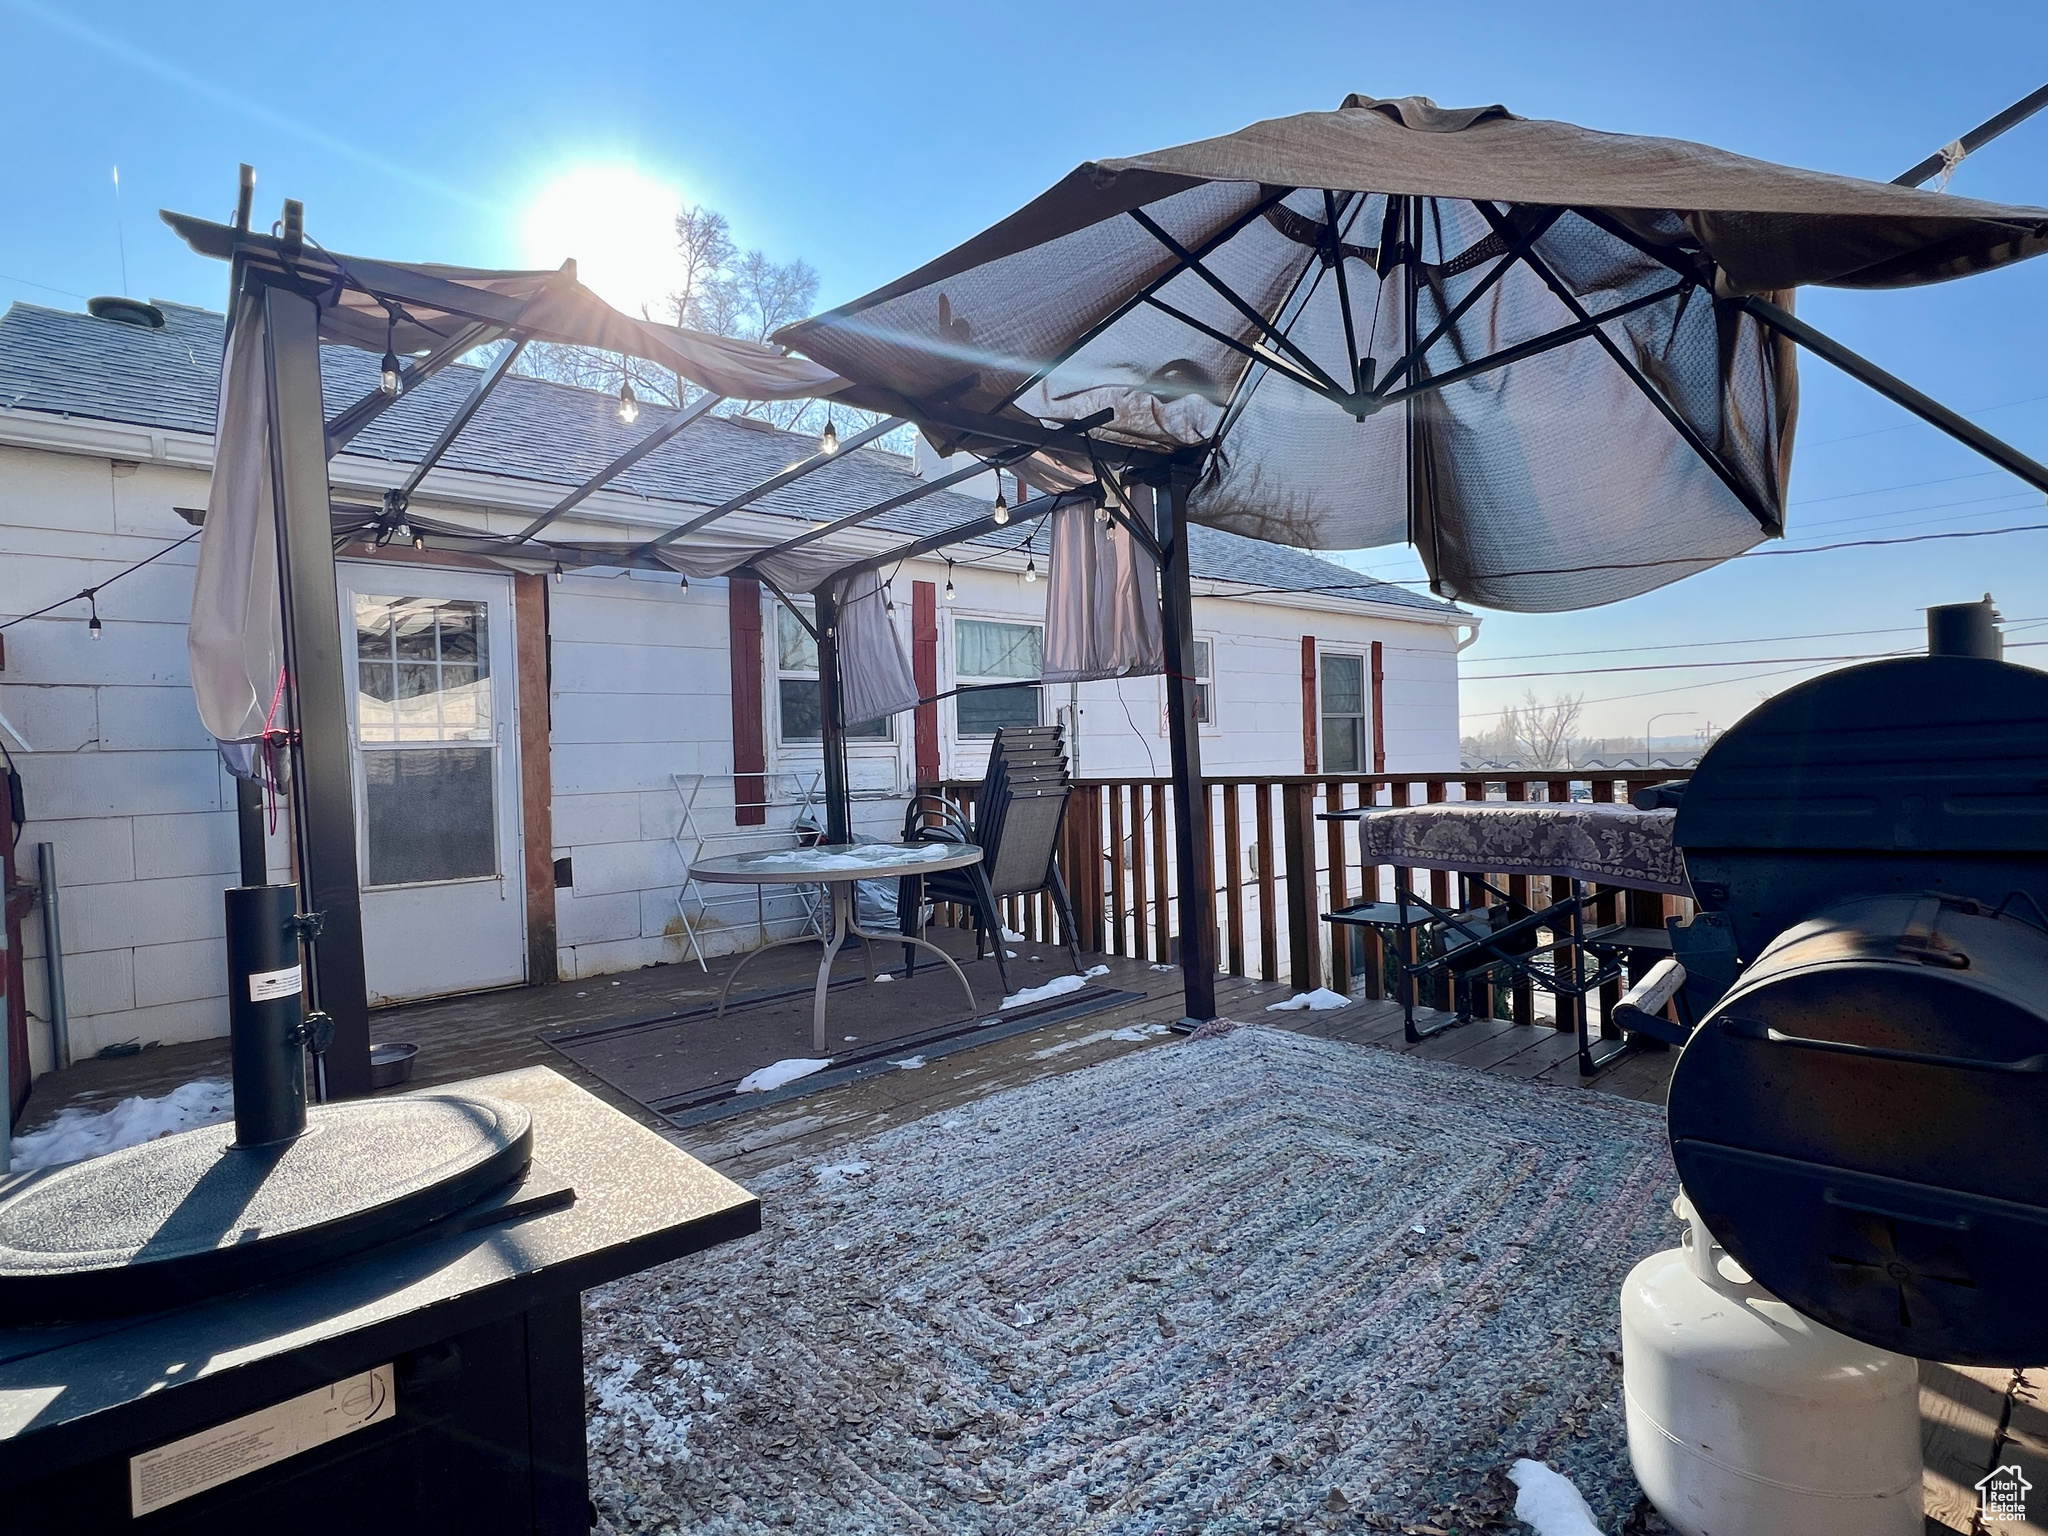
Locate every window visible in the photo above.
<box><xmin>1192</xmin><ymin>638</ymin><xmax>1213</xmax><ymax>725</ymax></box>
<box><xmin>954</xmin><ymin>618</ymin><xmax>1042</xmax><ymax>737</ymax></box>
<box><xmin>353</xmin><ymin>595</ymin><xmax>497</xmax><ymax>886</ymax></box>
<box><xmin>776</xmin><ymin>603</ymin><xmax>887</xmax><ymax>741</ymax></box>
<box><xmin>1320</xmin><ymin>652</ymin><xmax>1368</xmax><ymax>773</ymax></box>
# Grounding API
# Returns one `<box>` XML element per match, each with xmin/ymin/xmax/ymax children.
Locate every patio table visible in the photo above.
<box><xmin>689</xmin><ymin>842</ymin><xmax>985</xmax><ymax>1053</ymax></box>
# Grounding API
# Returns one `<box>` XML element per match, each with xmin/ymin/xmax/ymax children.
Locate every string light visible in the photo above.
<box><xmin>944</xmin><ymin>560</ymin><xmax>955</xmax><ymax>603</ymax></box>
<box><xmin>991</xmin><ymin>480</ymin><xmax>1009</xmax><ymax>526</ymax></box>
<box><xmin>616</xmin><ymin>379</ymin><xmax>639</xmax><ymax>424</ymax></box>
<box><xmin>678</xmin><ymin>573</ymin><xmax>690</xmax><ymax>592</ymax></box>
<box><xmin>1022</xmin><ymin>555</ymin><xmax>1038</xmax><ymax>585</ymax></box>
<box><xmin>883</xmin><ymin>582</ymin><xmax>896</xmax><ymax>615</ymax></box>
<box><xmin>411</xmin><ymin>530</ymin><xmax>426</xmax><ymax>551</ymax></box>
<box><xmin>1095</xmin><ymin>485</ymin><xmax>1112</xmax><ymax>525</ymax></box>
<box><xmin>819</xmin><ymin>412</ymin><xmax>838</xmax><ymax>454</ymax></box>
<box><xmin>378</xmin><ymin>308</ymin><xmax>402</xmax><ymax>397</ymax></box>
<box><xmin>86</xmin><ymin>590</ymin><xmax>102</xmax><ymax>639</ymax></box>
<box><xmin>553</xmin><ymin>561</ymin><xmax>564</xmax><ymax>584</ymax></box>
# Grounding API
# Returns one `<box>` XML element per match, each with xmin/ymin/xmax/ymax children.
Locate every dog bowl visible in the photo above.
<box><xmin>368</xmin><ymin>1041</ymin><xmax>419</xmax><ymax>1089</ymax></box>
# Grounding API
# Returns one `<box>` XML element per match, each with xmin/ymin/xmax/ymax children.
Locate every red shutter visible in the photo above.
<box><xmin>1370</xmin><ymin>639</ymin><xmax>1386</xmax><ymax>773</ymax></box>
<box><xmin>1300</xmin><ymin>636</ymin><xmax>1318</xmax><ymax>774</ymax></box>
<box><xmin>728</xmin><ymin>577</ymin><xmax>766</xmax><ymax>826</ymax></box>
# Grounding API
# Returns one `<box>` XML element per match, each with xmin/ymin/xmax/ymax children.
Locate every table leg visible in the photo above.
<box><xmin>848</xmin><ymin>915</ymin><xmax>979</xmax><ymax>1021</ymax></box>
<box><xmin>811</xmin><ymin>882</ymin><xmax>854</xmax><ymax>1055</ymax></box>
<box><xmin>716</xmin><ymin>925</ymin><xmax>835</xmax><ymax>1018</ymax></box>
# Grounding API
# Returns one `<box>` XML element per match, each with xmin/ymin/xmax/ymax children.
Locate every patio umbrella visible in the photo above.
<box><xmin>779</xmin><ymin>94</ymin><xmax>2048</xmax><ymax>611</ymax></box>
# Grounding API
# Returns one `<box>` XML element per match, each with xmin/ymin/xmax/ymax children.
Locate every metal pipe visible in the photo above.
<box><xmin>1154</xmin><ymin>471</ymin><xmax>1219</xmax><ymax>1025</ymax></box>
<box><xmin>1928</xmin><ymin>595</ymin><xmax>2002</xmax><ymax>659</ymax></box>
<box><xmin>814</xmin><ymin>585</ymin><xmax>852</xmax><ymax>845</ymax></box>
<box><xmin>224</xmin><ymin>884</ymin><xmax>308</xmax><ymax>1147</ymax></box>
<box><xmin>35</xmin><ymin>843</ymin><xmax>69</xmax><ymax>1071</ymax></box>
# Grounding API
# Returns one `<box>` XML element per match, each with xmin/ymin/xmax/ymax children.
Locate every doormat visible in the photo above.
<box><xmin>583</xmin><ymin>1024</ymin><xmax>1679</xmax><ymax>1534</ymax></box>
<box><xmin>542</xmin><ymin>984</ymin><xmax>1147</xmax><ymax>1130</ymax></box>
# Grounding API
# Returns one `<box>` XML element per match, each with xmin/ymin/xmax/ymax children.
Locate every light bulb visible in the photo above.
<box><xmin>1023</xmin><ymin>557</ymin><xmax>1037</xmax><ymax>585</ymax></box>
<box><xmin>678</xmin><ymin>574</ymin><xmax>690</xmax><ymax>592</ymax></box>
<box><xmin>820</xmin><ymin>416</ymin><xmax>838</xmax><ymax>454</ymax></box>
<box><xmin>379</xmin><ymin>348</ymin><xmax>402</xmax><ymax>396</ymax></box>
<box><xmin>1095</xmin><ymin>498</ymin><xmax>1111</xmax><ymax>525</ymax></box>
<box><xmin>392</xmin><ymin>518</ymin><xmax>413</xmax><ymax>545</ymax></box>
<box><xmin>553</xmin><ymin>562</ymin><xmax>564</xmax><ymax>584</ymax></box>
<box><xmin>87</xmin><ymin>611</ymin><xmax>103</xmax><ymax>640</ymax></box>
<box><xmin>943</xmin><ymin>568</ymin><xmax>955</xmax><ymax>602</ymax></box>
<box><xmin>991</xmin><ymin>490</ymin><xmax>1009</xmax><ymax>526</ymax></box>
<box><xmin>412</xmin><ymin>532</ymin><xmax>426</xmax><ymax>551</ymax></box>
<box><xmin>617</xmin><ymin>380</ymin><xmax>639</xmax><ymax>424</ymax></box>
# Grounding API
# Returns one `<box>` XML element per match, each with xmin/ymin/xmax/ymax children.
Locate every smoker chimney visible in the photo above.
<box><xmin>1927</xmin><ymin>594</ymin><xmax>2002</xmax><ymax>660</ymax></box>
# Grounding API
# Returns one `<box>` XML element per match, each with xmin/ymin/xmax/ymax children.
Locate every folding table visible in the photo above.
<box><xmin>1320</xmin><ymin>801</ymin><xmax>1688</xmax><ymax>1074</ymax></box>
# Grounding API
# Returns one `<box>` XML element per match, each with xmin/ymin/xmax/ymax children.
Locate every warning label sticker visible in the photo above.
<box><xmin>248</xmin><ymin>964</ymin><xmax>302</xmax><ymax>1003</ymax></box>
<box><xmin>130</xmin><ymin>1363</ymin><xmax>393</xmax><ymax>1517</ymax></box>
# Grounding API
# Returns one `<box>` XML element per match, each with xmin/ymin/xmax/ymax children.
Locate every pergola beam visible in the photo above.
<box><xmin>636</xmin><ymin>415</ymin><xmax>908</xmax><ymax>554</ymax></box>
<box><xmin>825</xmin><ymin>487</ymin><xmax>1090</xmax><ymax>586</ymax></box>
<box><xmin>393</xmin><ymin>338</ymin><xmax>527</xmax><ymax>501</ymax></box>
<box><xmin>324</xmin><ymin>320</ymin><xmax>502</xmax><ymax>458</ymax></box>
<box><xmin>513</xmin><ymin>391</ymin><xmax>726</xmax><ymax>541</ymax></box>
<box><xmin>1894</xmin><ymin>82</ymin><xmax>2048</xmax><ymax>187</ymax></box>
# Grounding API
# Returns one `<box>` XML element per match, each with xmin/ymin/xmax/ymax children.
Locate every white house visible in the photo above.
<box><xmin>0</xmin><ymin>296</ymin><xmax>1468</xmax><ymax>1075</ymax></box>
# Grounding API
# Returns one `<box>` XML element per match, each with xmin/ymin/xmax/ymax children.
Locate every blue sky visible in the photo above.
<box><xmin>4</xmin><ymin>0</ymin><xmax>2047</xmax><ymax>740</ymax></box>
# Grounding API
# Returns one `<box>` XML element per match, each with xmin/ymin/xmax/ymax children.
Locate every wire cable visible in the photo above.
<box><xmin>1</xmin><ymin>528</ymin><xmax>202</xmax><ymax>630</ymax></box>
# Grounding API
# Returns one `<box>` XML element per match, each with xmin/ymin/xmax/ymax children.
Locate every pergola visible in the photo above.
<box><xmin>171</xmin><ymin>86</ymin><xmax>2048</xmax><ymax>1092</ymax></box>
<box><xmin>167</xmin><ymin>174</ymin><xmax>1135</xmax><ymax>1094</ymax></box>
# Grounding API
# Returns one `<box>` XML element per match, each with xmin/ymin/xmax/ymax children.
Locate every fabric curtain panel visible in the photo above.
<box><xmin>1041</xmin><ymin>502</ymin><xmax>1164</xmax><ymax>683</ymax></box>
<box><xmin>833</xmin><ymin>572</ymin><xmax>921</xmax><ymax>727</ymax></box>
<box><xmin>187</xmin><ymin>289</ymin><xmax>282</xmax><ymax>748</ymax></box>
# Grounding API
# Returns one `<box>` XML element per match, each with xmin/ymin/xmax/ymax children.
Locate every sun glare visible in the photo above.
<box><xmin>518</xmin><ymin>164</ymin><xmax>687</xmax><ymax>318</ymax></box>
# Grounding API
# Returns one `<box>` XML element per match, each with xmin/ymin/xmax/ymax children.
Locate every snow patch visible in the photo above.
<box><xmin>1264</xmin><ymin>988</ymin><xmax>1353</xmax><ymax>1012</ymax></box>
<box><xmin>812</xmin><ymin>1161</ymin><xmax>870</xmax><ymax>1188</ymax></box>
<box><xmin>8</xmin><ymin>1080</ymin><xmax>232</xmax><ymax>1171</ymax></box>
<box><xmin>734</xmin><ymin>1058</ymin><xmax>832</xmax><ymax>1094</ymax></box>
<box><xmin>998</xmin><ymin>966</ymin><xmax>1106</xmax><ymax>1009</ymax></box>
<box><xmin>1149</xmin><ymin>962</ymin><xmax>1177</xmax><ymax>971</ymax></box>
<box><xmin>872</xmin><ymin>972</ymin><xmax>893</xmax><ymax>983</ymax></box>
<box><xmin>1109</xmin><ymin>1023</ymin><xmax>1171</xmax><ymax>1042</ymax></box>
<box><xmin>1000</xmin><ymin>927</ymin><xmax>1026</xmax><ymax>943</ymax></box>
<box><xmin>1506</xmin><ymin>1459</ymin><xmax>1602</xmax><ymax>1535</ymax></box>
<box><xmin>1012</xmin><ymin>1301</ymin><xmax>1034</xmax><ymax>1327</ymax></box>
<box><xmin>889</xmin><ymin>1055</ymin><xmax>926</xmax><ymax>1070</ymax></box>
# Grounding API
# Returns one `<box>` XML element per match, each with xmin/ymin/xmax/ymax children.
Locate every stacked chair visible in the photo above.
<box><xmin>898</xmin><ymin>724</ymin><xmax>1084</xmax><ymax>994</ymax></box>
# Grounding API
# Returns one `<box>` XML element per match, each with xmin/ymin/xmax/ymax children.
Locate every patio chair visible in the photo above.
<box><xmin>898</xmin><ymin>724</ymin><xmax>1084</xmax><ymax>993</ymax></box>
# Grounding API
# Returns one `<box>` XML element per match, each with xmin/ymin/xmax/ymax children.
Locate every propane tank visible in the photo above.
<box><xmin>1621</xmin><ymin>1195</ymin><xmax>1922</xmax><ymax>1536</ymax></box>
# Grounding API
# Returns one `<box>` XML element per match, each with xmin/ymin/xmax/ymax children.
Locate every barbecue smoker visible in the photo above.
<box><xmin>1666</xmin><ymin>597</ymin><xmax>2048</xmax><ymax>1367</ymax></box>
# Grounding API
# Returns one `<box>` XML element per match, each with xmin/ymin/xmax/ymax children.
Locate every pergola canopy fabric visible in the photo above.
<box><xmin>778</xmin><ymin>96</ymin><xmax>2048</xmax><ymax>611</ymax></box>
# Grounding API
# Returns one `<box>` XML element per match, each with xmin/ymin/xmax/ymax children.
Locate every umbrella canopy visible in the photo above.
<box><xmin>779</xmin><ymin>95</ymin><xmax>2048</xmax><ymax>610</ymax></box>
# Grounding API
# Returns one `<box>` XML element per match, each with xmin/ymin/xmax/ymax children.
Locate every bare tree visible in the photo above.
<box><xmin>1512</xmin><ymin>689</ymin><xmax>1584</xmax><ymax>768</ymax></box>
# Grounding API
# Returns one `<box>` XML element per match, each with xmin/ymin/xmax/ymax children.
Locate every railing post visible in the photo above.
<box><xmin>1547</xmin><ymin>777</ymin><xmax>1577</xmax><ymax>1035</ymax></box>
<box><xmin>1222</xmin><ymin>783</ymin><xmax>1246</xmax><ymax>978</ymax></box>
<box><xmin>1324</xmin><ymin>781</ymin><xmax>1350</xmax><ymax>995</ymax></box>
<box><xmin>1282</xmin><ymin>780</ymin><xmax>1322</xmax><ymax>993</ymax></box>
<box><xmin>1504</xmin><ymin>777</ymin><xmax>1535</xmax><ymax>1026</ymax></box>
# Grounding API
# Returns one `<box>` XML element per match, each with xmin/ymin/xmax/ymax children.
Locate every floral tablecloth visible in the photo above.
<box><xmin>1349</xmin><ymin>802</ymin><xmax>1687</xmax><ymax>894</ymax></box>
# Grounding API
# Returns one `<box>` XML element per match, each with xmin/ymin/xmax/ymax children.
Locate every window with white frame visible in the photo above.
<box><xmin>954</xmin><ymin>618</ymin><xmax>1042</xmax><ymax>737</ymax></box>
<box><xmin>1320</xmin><ymin>652</ymin><xmax>1367</xmax><ymax>772</ymax></box>
<box><xmin>1192</xmin><ymin>637</ymin><xmax>1213</xmax><ymax>724</ymax></box>
<box><xmin>776</xmin><ymin>602</ymin><xmax>887</xmax><ymax>742</ymax></box>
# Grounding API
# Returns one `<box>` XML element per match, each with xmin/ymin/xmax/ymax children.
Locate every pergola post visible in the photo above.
<box><xmin>1154</xmin><ymin>466</ymin><xmax>1218</xmax><ymax>1024</ymax></box>
<box><xmin>261</xmin><ymin>278</ymin><xmax>372</xmax><ymax>1098</ymax></box>
<box><xmin>814</xmin><ymin>585</ymin><xmax>853</xmax><ymax>845</ymax></box>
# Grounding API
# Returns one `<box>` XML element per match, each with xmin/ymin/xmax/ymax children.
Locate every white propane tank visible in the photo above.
<box><xmin>1620</xmin><ymin>1194</ymin><xmax>1922</xmax><ymax>1536</ymax></box>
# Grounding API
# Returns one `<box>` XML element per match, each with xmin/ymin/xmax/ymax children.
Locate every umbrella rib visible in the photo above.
<box><xmin>1140</xmin><ymin>295</ymin><xmax>1345</xmax><ymax>405</ymax></box>
<box><xmin>1126</xmin><ymin>208</ymin><xmax>1351</xmax><ymax>399</ymax></box>
<box><xmin>1476</xmin><ymin>203</ymin><xmax>1780</xmax><ymax>534</ymax></box>
<box><xmin>1374</xmin><ymin>206</ymin><xmax>1566</xmax><ymax>396</ymax></box>
<box><xmin>1325</xmin><ymin>190</ymin><xmax>1364</xmax><ymax>397</ymax></box>
<box><xmin>987</xmin><ymin>189</ymin><xmax>1296</xmax><ymax>416</ymax></box>
<box><xmin>1372</xmin><ymin>281</ymin><xmax>1691</xmax><ymax>403</ymax></box>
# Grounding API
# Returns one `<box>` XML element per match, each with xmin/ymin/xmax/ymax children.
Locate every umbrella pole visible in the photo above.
<box><xmin>258</xmin><ymin>274</ymin><xmax>374</xmax><ymax>1097</ymax></box>
<box><xmin>815</xmin><ymin>585</ymin><xmax>853</xmax><ymax>845</ymax></box>
<box><xmin>1154</xmin><ymin>468</ymin><xmax>1219</xmax><ymax>1024</ymax></box>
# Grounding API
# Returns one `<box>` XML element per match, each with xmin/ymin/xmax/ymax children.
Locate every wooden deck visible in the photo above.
<box><xmin>14</xmin><ymin>943</ymin><xmax>2035</xmax><ymax>1531</ymax></box>
<box><xmin>16</xmin><ymin>937</ymin><xmax>1670</xmax><ymax>1181</ymax></box>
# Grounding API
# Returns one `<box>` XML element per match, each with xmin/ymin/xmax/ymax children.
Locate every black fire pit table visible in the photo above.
<box><xmin>0</xmin><ymin>1066</ymin><xmax>758</xmax><ymax>1533</ymax></box>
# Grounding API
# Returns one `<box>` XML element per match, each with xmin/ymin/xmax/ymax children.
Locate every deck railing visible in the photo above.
<box><xmin>926</xmin><ymin>770</ymin><xmax>1694</xmax><ymax>1027</ymax></box>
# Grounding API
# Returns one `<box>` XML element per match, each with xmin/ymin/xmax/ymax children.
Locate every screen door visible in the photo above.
<box><xmin>339</xmin><ymin>563</ymin><xmax>526</xmax><ymax>1004</ymax></box>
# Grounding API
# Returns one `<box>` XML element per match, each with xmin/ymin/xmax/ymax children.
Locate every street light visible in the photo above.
<box><xmin>1645</xmin><ymin>710</ymin><xmax>1702</xmax><ymax>767</ymax></box>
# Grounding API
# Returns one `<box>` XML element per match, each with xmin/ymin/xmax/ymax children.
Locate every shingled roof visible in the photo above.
<box><xmin>0</xmin><ymin>298</ymin><xmax>1460</xmax><ymax>617</ymax></box>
